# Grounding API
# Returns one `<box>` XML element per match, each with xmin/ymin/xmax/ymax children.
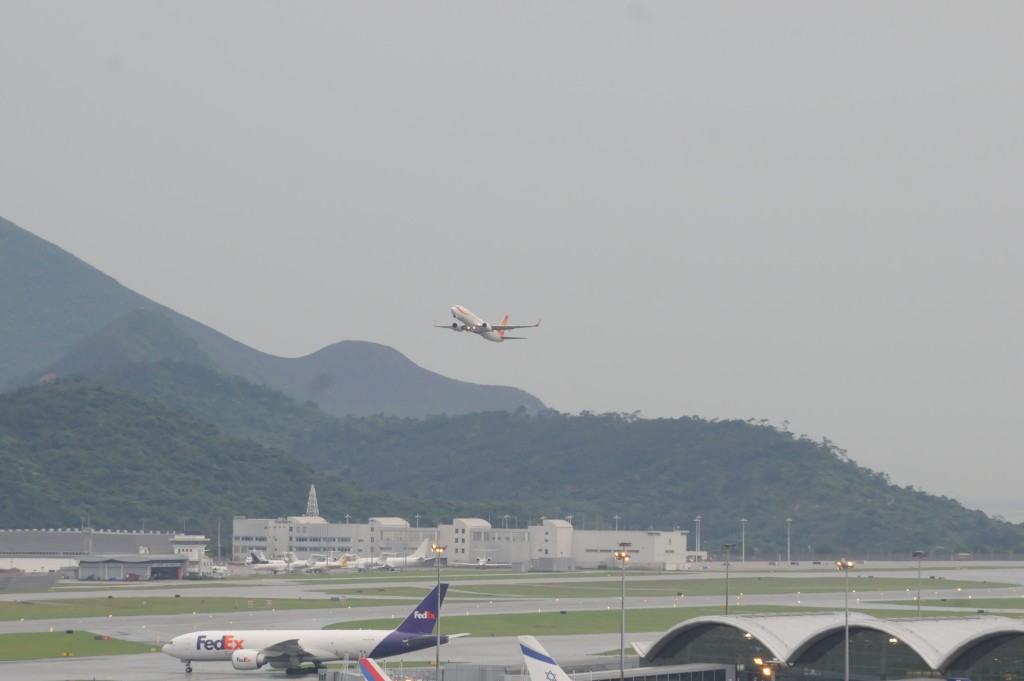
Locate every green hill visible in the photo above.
<box><xmin>0</xmin><ymin>380</ymin><xmax>496</xmax><ymax>536</ymax></box>
<box><xmin>4</xmin><ymin>374</ymin><xmax>1020</xmax><ymax>556</ymax></box>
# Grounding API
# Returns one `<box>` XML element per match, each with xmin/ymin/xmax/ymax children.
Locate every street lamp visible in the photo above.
<box><xmin>740</xmin><ymin>519</ymin><xmax>747</xmax><ymax>563</ymax></box>
<box><xmin>415</xmin><ymin>514</ymin><xmax>420</xmax><ymax>528</ymax></box>
<box><xmin>431</xmin><ymin>543</ymin><xmax>446</xmax><ymax>676</ymax></box>
<box><xmin>613</xmin><ymin>515</ymin><xmax>620</xmax><ymax>531</ymax></box>
<box><xmin>694</xmin><ymin>515</ymin><xmax>702</xmax><ymax>555</ymax></box>
<box><xmin>786</xmin><ymin>518</ymin><xmax>792</xmax><ymax>564</ymax></box>
<box><xmin>721</xmin><ymin>544</ymin><xmax>736</xmax><ymax>614</ymax></box>
<box><xmin>836</xmin><ymin>558</ymin><xmax>855</xmax><ymax>681</ymax></box>
<box><xmin>613</xmin><ymin>542</ymin><xmax>631</xmax><ymax>681</ymax></box>
<box><xmin>912</xmin><ymin>550</ymin><xmax>926</xmax><ymax>617</ymax></box>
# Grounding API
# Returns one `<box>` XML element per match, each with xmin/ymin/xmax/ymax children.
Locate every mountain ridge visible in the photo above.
<box><xmin>1</xmin><ymin>216</ymin><xmax>545</xmax><ymax>416</ymax></box>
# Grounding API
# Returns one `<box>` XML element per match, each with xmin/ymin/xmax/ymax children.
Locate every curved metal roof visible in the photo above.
<box><xmin>644</xmin><ymin>613</ymin><xmax>1024</xmax><ymax>672</ymax></box>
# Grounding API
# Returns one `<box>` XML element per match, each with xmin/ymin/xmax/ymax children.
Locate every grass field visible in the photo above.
<box><xmin>0</xmin><ymin>630</ymin><xmax>156</xmax><ymax>661</ymax></box>
<box><xmin>0</xmin><ymin>595</ymin><xmax>416</xmax><ymax>622</ymax></box>
<box><xmin>329</xmin><ymin>602</ymin><xmax>1023</xmax><ymax>636</ymax></box>
<box><xmin>5</xmin><ymin>575</ymin><xmax>1012</xmax><ymax>622</ymax></box>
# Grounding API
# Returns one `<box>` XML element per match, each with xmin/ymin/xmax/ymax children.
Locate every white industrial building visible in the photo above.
<box><xmin>233</xmin><ymin>488</ymin><xmax>705</xmax><ymax>570</ymax></box>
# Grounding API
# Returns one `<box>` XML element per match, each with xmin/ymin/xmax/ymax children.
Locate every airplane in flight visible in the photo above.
<box><xmin>162</xmin><ymin>583</ymin><xmax>462</xmax><ymax>675</ymax></box>
<box><xmin>434</xmin><ymin>305</ymin><xmax>540</xmax><ymax>342</ymax></box>
<box><xmin>519</xmin><ymin>635</ymin><xmax>574</xmax><ymax>681</ymax></box>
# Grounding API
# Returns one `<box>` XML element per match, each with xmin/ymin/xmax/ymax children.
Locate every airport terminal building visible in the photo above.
<box><xmin>639</xmin><ymin>612</ymin><xmax>1024</xmax><ymax>681</ymax></box>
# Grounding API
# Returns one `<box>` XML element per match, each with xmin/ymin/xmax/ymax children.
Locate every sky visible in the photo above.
<box><xmin>2</xmin><ymin>3</ymin><xmax>1022</xmax><ymax>521</ymax></box>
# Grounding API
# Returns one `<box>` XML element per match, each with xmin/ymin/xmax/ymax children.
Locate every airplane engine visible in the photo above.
<box><xmin>479</xmin><ymin>322</ymin><xmax>490</xmax><ymax>330</ymax></box>
<box><xmin>450</xmin><ymin>322</ymin><xmax>460</xmax><ymax>330</ymax></box>
<box><xmin>231</xmin><ymin>649</ymin><xmax>267</xmax><ymax>670</ymax></box>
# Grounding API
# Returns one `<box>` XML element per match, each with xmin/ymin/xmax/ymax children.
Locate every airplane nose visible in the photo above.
<box><xmin>162</xmin><ymin>642</ymin><xmax>173</xmax><ymax>654</ymax></box>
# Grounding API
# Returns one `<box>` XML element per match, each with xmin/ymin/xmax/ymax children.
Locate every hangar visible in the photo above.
<box><xmin>639</xmin><ymin>612</ymin><xmax>1024</xmax><ymax>681</ymax></box>
<box><xmin>78</xmin><ymin>554</ymin><xmax>188</xmax><ymax>581</ymax></box>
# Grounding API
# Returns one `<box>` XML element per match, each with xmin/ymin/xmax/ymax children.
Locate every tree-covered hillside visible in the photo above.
<box><xmin>0</xmin><ymin>380</ymin><xmax>502</xmax><ymax>539</ymax></box>
<box><xmin>5</xmin><ymin>373</ymin><xmax>1020</xmax><ymax>558</ymax></box>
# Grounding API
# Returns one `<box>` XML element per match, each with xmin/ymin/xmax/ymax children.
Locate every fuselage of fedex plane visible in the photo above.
<box><xmin>164</xmin><ymin>620</ymin><xmax>443</xmax><ymax>665</ymax></box>
<box><xmin>163</xmin><ymin>582</ymin><xmax>451</xmax><ymax>673</ymax></box>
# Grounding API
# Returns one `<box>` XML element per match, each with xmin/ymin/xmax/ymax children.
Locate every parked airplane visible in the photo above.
<box><xmin>519</xmin><ymin>635</ymin><xmax>573</xmax><ymax>681</ymax></box>
<box><xmin>353</xmin><ymin>538</ymin><xmax>434</xmax><ymax>571</ymax></box>
<box><xmin>450</xmin><ymin>556</ymin><xmax>511</xmax><ymax>569</ymax></box>
<box><xmin>382</xmin><ymin>538</ymin><xmax>434</xmax><ymax>569</ymax></box>
<box><xmin>304</xmin><ymin>553</ymin><xmax>350</xmax><ymax>573</ymax></box>
<box><xmin>162</xmin><ymin>584</ymin><xmax>461</xmax><ymax>675</ymax></box>
<box><xmin>246</xmin><ymin>552</ymin><xmax>287</xmax><ymax>574</ymax></box>
<box><xmin>284</xmin><ymin>552</ymin><xmax>314</xmax><ymax>573</ymax></box>
<box><xmin>434</xmin><ymin>305</ymin><xmax>540</xmax><ymax>342</ymax></box>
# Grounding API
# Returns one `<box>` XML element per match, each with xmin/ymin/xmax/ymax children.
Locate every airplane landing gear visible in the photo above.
<box><xmin>285</xmin><ymin>663</ymin><xmax>322</xmax><ymax>676</ymax></box>
<box><xmin>185</xmin><ymin>662</ymin><xmax>192</xmax><ymax>674</ymax></box>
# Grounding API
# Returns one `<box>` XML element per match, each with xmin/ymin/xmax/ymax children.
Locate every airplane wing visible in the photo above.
<box><xmin>258</xmin><ymin>638</ymin><xmax>311</xmax><ymax>666</ymax></box>
<box><xmin>258</xmin><ymin>637</ymin><xmax>336</xmax><ymax>666</ymax></box>
<box><xmin>401</xmin><ymin>633</ymin><xmax>471</xmax><ymax>647</ymax></box>
<box><xmin>491</xmin><ymin>319</ymin><xmax>541</xmax><ymax>331</ymax></box>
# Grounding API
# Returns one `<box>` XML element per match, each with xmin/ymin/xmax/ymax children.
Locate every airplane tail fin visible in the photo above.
<box><xmin>360</xmin><ymin>658</ymin><xmax>394</xmax><ymax>681</ymax></box>
<box><xmin>395</xmin><ymin>583</ymin><xmax>447</xmax><ymax>635</ymax></box>
<box><xmin>497</xmin><ymin>314</ymin><xmax>509</xmax><ymax>339</ymax></box>
<box><xmin>410</xmin><ymin>538</ymin><xmax>432</xmax><ymax>560</ymax></box>
<box><xmin>519</xmin><ymin>636</ymin><xmax>575</xmax><ymax>681</ymax></box>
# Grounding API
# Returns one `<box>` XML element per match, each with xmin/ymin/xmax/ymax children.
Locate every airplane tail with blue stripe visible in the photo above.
<box><xmin>360</xmin><ymin>658</ymin><xmax>393</xmax><ymax>681</ymax></box>
<box><xmin>519</xmin><ymin>636</ymin><xmax>575</xmax><ymax>681</ymax></box>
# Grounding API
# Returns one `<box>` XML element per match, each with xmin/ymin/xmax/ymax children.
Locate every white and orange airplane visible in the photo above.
<box><xmin>434</xmin><ymin>305</ymin><xmax>540</xmax><ymax>342</ymax></box>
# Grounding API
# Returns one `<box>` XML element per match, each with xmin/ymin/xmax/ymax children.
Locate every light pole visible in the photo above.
<box><xmin>613</xmin><ymin>542</ymin><xmax>632</xmax><ymax>681</ymax></box>
<box><xmin>836</xmin><ymin>558</ymin><xmax>855</xmax><ymax>681</ymax></box>
<box><xmin>786</xmin><ymin>518</ymin><xmax>792</xmax><ymax>564</ymax></box>
<box><xmin>721</xmin><ymin>543</ymin><xmax>736</xmax><ymax>614</ymax></box>
<box><xmin>415</xmin><ymin>514</ymin><xmax>420</xmax><ymax>528</ymax></box>
<box><xmin>613</xmin><ymin>515</ymin><xmax>620</xmax><ymax>531</ymax></box>
<box><xmin>694</xmin><ymin>515</ymin><xmax>702</xmax><ymax>555</ymax></box>
<box><xmin>431</xmin><ymin>543</ymin><xmax>446</xmax><ymax>677</ymax></box>
<box><xmin>740</xmin><ymin>518</ymin><xmax>747</xmax><ymax>563</ymax></box>
<box><xmin>912</xmin><ymin>550</ymin><xmax>926</xmax><ymax>617</ymax></box>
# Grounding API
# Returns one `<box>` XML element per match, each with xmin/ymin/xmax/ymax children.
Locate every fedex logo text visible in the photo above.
<box><xmin>196</xmin><ymin>634</ymin><xmax>245</xmax><ymax>651</ymax></box>
<box><xmin>413</xmin><ymin>610</ymin><xmax>436</xmax><ymax>620</ymax></box>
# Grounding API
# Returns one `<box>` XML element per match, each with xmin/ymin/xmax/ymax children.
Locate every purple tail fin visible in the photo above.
<box><xmin>396</xmin><ymin>583</ymin><xmax>447</xmax><ymax>635</ymax></box>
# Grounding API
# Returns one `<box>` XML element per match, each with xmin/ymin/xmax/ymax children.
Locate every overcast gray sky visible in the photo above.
<box><xmin>2</xmin><ymin>3</ymin><xmax>1022</xmax><ymax>521</ymax></box>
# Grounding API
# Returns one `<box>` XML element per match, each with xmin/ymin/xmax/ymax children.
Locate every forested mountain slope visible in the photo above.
<box><xmin>0</xmin><ymin>380</ymin><xmax>499</xmax><ymax>536</ymax></box>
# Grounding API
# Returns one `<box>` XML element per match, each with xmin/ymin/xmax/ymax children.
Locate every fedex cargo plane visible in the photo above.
<box><xmin>434</xmin><ymin>305</ymin><xmax>540</xmax><ymax>342</ymax></box>
<box><xmin>162</xmin><ymin>584</ymin><xmax>460</xmax><ymax>675</ymax></box>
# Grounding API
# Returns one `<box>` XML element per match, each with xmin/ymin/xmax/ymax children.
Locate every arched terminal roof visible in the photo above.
<box><xmin>643</xmin><ymin>613</ymin><xmax>1024</xmax><ymax>673</ymax></box>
